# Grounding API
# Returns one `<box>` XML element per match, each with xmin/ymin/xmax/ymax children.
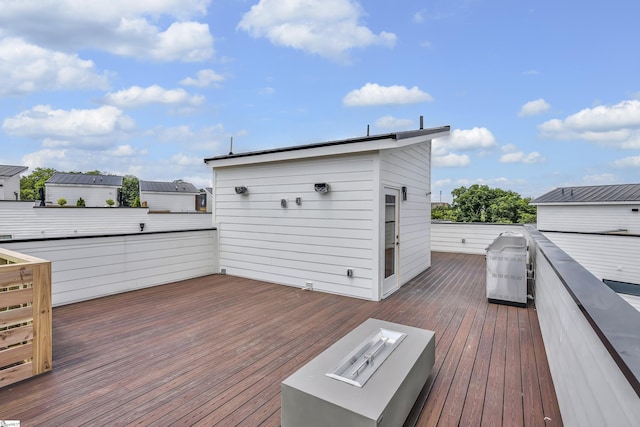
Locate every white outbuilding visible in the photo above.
<box><xmin>531</xmin><ymin>183</ymin><xmax>640</xmax><ymax>234</ymax></box>
<box><xmin>0</xmin><ymin>165</ymin><xmax>28</xmax><ymax>200</ymax></box>
<box><xmin>139</xmin><ymin>180</ymin><xmax>200</xmax><ymax>212</ymax></box>
<box><xmin>45</xmin><ymin>173</ymin><xmax>123</xmax><ymax>207</ymax></box>
<box><xmin>204</xmin><ymin>126</ymin><xmax>450</xmax><ymax>301</ymax></box>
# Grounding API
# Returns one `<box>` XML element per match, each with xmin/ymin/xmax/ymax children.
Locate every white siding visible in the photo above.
<box><xmin>2</xmin><ymin>230</ymin><xmax>218</xmax><ymax>306</ymax></box>
<box><xmin>141</xmin><ymin>192</ymin><xmax>198</xmax><ymax>212</ymax></box>
<box><xmin>0</xmin><ymin>201</ymin><xmax>212</xmax><ymax>239</ymax></box>
<box><xmin>380</xmin><ymin>143</ymin><xmax>432</xmax><ymax>286</ymax></box>
<box><xmin>431</xmin><ymin>222</ymin><xmax>525</xmax><ymax>255</ymax></box>
<box><xmin>0</xmin><ymin>175</ymin><xmax>21</xmax><ymax>200</ymax></box>
<box><xmin>214</xmin><ymin>154</ymin><xmax>376</xmax><ymax>299</ymax></box>
<box><xmin>542</xmin><ymin>231</ymin><xmax>640</xmax><ymax>285</ymax></box>
<box><xmin>47</xmin><ymin>184</ymin><xmax>119</xmax><ymax>207</ymax></box>
<box><xmin>537</xmin><ymin>204</ymin><xmax>640</xmax><ymax>234</ymax></box>
<box><xmin>533</xmin><ymin>244</ymin><xmax>640</xmax><ymax>427</ymax></box>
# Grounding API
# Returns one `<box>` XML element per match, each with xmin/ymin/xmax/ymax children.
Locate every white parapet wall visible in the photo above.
<box><xmin>431</xmin><ymin>221</ymin><xmax>525</xmax><ymax>254</ymax></box>
<box><xmin>2</xmin><ymin>229</ymin><xmax>218</xmax><ymax>306</ymax></box>
<box><xmin>0</xmin><ymin>201</ymin><xmax>212</xmax><ymax>240</ymax></box>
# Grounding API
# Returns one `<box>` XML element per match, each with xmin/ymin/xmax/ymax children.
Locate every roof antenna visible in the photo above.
<box><xmin>229</xmin><ymin>136</ymin><xmax>233</xmax><ymax>155</ymax></box>
<box><xmin>420</xmin><ymin>115</ymin><xmax>424</xmax><ymax>130</ymax></box>
<box><xmin>367</xmin><ymin>124</ymin><xmax>370</xmax><ymax>136</ymax></box>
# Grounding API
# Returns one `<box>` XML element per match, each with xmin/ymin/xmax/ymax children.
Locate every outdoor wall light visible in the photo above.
<box><xmin>139</xmin><ymin>223</ymin><xmax>145</xmax><ymax>232</ymax></box>
<box><xmin>281</xmin><ymin>199</ymin><xmax>288</xmax><ymax>208</ymax></box>
<box><xmin>314</xmin><ymin>183</ymin><xmax>329</xmax><ymax>193</ymax></box>
<box><xmin>402</xmin><ymin>186</ymin><xmax>407</xmax><ymax>201</ymax></box>
<box><xmin>235</xmin><ymin>186</ymin><xmax>248</xmax><ymax>195</ymax></box>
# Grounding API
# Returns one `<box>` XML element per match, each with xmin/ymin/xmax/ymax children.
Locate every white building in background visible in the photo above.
<box><xmin>532</xmin><ymin>183</ymin><xmax>640</xmax><ymax>235</ymax></box>
<box><xmin>139</xmin><ymin>180</ymin><xmax>200</xmax><ymax>212</ymax></box>
<box><xmin>531</xmin><ymin>183</ymin><xmax>640</xmax><ymax>309</ymax></box>
<box><xmin>205</xmin><ymin>126</ymin><xmax>450</xmax><ymax>301</ymax></box>
<box><xmin>46</xmin><ymin>173</ymin><xmax>123</xmax><ymax>207</ymax></box>
<box><xmin>0</xmin><ymin>165</ymin><xmax>28</xmax><ymax>200</ymax></box>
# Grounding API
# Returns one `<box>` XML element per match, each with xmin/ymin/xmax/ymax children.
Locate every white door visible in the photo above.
<box><xmin>382</xmin><ymin>187</ymin><xmax>399</xmax><ymax>297</ymax></box>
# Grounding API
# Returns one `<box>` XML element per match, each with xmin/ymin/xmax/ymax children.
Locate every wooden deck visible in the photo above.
<box><xmin>0</xmin><ymin>252</ymin><xmax>562</xmax><ymax>426</ymax></box>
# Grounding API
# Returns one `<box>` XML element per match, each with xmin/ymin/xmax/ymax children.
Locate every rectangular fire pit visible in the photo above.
<box><xmin>281</xmin><ymin>318</ymin><xmax>435</xmax><ymax>427</ymax></box>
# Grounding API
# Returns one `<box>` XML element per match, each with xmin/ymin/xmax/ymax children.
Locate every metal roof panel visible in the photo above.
<box><xmin>0</xmin><ymin>165</ymin><xmax>28</xmax><ymax>177</ymax></box>
<box><xmin>46</xmin><ymin>173</ymin><xmax>123</xmax><ymax>186</ymax></box>
<box><xmin>139</xmin><ymin>180</ymin><xmax>199</xmax><ymax>193</ymax></box>
<box><xmin>531</xmin><ymin>184</ymin><xmax>640</xmax><ymax>204</ymax></box>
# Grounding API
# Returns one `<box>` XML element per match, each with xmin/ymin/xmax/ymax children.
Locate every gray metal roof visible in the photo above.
<box><xmin>46</xmin><ymin>173</ymin><xmax>123</xmax><ymax>186</ymax></box>
<box><xmin>139</xmin><ymin>180</ymin><xmax>199</xmax><ymax>194</ymax></box>
<box><xmin>531</xmin><ymin>183</ymin><xmax>640</xmax><ymax>204</ymax></box>
<box><xmin>203</xmin><ymin>126</ymin><xmax>450</xmax><ymax>162</ymax></box>
<box><xmin>0</xmin><ymin>165</ymin><xmax>28</xmax><ymax>177</ymax></box>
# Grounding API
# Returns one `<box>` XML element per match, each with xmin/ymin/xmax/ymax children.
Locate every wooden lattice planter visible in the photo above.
<box><xmin>0</xmin><ymin>248</ymin><xmax>52</xmax><ymax>388</ymax></box>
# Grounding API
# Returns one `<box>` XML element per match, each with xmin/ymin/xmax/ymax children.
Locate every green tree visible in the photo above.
<box><xmin>121</xmin><ymin>175</ymin><xmax>140</xmax><ymax>207</ymax></box>
<box><xmin>20</xmin><ymin>167</ymin><xmax>57</xmax><ymax>200</ymax></box>
<box><xmin>431</xmin><ymin>205</ymin><xmax>456</xmax><ymax>221</ymax></box>
<box><xmin>440</xmin><ymin>184</ymin><xmax>536</xmax><ymax>224</ymax></box>
<box><xmin>450</xmin><ymin>184</ymin><xmax>494</xmax><ymax>222</ymax></box>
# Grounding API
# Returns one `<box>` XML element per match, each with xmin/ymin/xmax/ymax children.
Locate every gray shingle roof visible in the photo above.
<box><xmin>0</xmin><ymin>165</ymin><xmax>28</xmax><ymax>177</ymax></box>
<box><xmin>46</xmin><ymin>173</ymin><xmax>123</xmax><ymax>186</ymax></box>
<box><xmin>531</xmin><ymin>183</ymin><xmax>640</xmax><ymax>204</ymax></box>
<box><xmin>139</xmin><ymin>180</ymin><xmax>199</xmax><ymax>194</ymax></box>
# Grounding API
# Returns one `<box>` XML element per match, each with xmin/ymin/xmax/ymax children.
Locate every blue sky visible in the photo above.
<box><xmin>1</xmin><ymin>0</ymin><xmax>639</xmax><ymax>201</ymax></box>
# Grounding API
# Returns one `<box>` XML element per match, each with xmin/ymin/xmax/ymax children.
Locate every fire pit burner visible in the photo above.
<box><xmin>326</xmin><ymin>328</ymin><xmax>407</xmax><ymax>387</ymax></box>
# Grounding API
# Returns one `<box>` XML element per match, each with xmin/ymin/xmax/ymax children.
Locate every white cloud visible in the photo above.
<box><xmin>2</xmin><ymin>105</ymin><xmax>135</xmax><ymax>149</ymax></box>
<box><xmin>433</xmin><ymin>153</ymin><xmax>470</xmax><ymax>168</ymax></box>
<box><xmin>237</xmin><ymin>0</ymin><xmax>396</xmax><ymax>61</ymax></box>
<box><xmin>171</xmin><ymin>152</ymin><xmax>203</xmax><ymax>167</ymax></box>
<box><xmin>582</xmin><ymin>173</ymin><xmax>617</xmax><ymax>184</ymax></box>
<box><xmin>413</xmin><ymin>9</ymin><xmax>427</xmax><ymax>23</ymax></box>
<box><xmin>539</xmin><ymin>100</ymin><xmax>640</xmax><ymax>148</ymax></box>
<box><xmin>500</xmin><ymin>151</ymin><xmax>544</xmax><ymax>164</ymax></box>
<box><xmin>103</xmin><ymin>85</ymin><xmax>205</xmax><ymax>108</ymax></box>
<box><xmin>259</xmin><ymin>87</ymin><xmax>276</xmax><ymax>95</ymax></box>
<box><xmin>0</xmin><ymin>37</ymin><xmax>109</xmax><ymax>96</ymax></box>
<box><xmin>149</xmin><ymin>22</ymin><xmax>214</xmax><ymax>62</ymax></box>
<box><xmin>343</xmin><ymin>83</ymin><xmax>432</xmax><ymax>107</ymax></box>
<box><xmin>433</xmin><ymin>178</ymin><xmax>452</xmax><ymax>187</ymax></box>
<box><xmin>431</xmin><ymin>127</ymin><xmax>497</xmax><ymax>169</ymax></box>
<box><xmin>432</xmin><ymin>127</ymin><xmax>496</xmax><ymax>155</ymax></box>
<box><xmin>21</xmin><ymin>149</ymin><xmax>68</xmax><ymax>170</ymax></box>
<box><xmin>180</xmin><ymin>69</ymin><xmax>225</xmax><ymax>87</ymax></box>
<box><xmin>499</xmin><ymin>144</ymin><xmax>544</xmax><ymax>164</ymax></box>
<box><xmin>374</xmin><ymin>116</ymin><xmax>413</xmax><ymax>129</ymax></box>
<box><xmin>0</xmin><ymin>1</ymin><xmax>214</xmax><ymax>62</ymax></box>
<box><xmin>110</xmin><ymin>144</ymin><xmax>148</xmax><ymax>157</ymax></box>
<box><xmin>610</xmin><ymin>155</ymin><xmax>640</xmax><ymax>168</ymax></box>
<box><xmin>152</xmin><ymin>124</ymin><xmax>226</xmax><ymax>150</ymax></box>
<box><xmin>518</xmin><ymin>98</ymin><xmax>550</xmax><ymax>117</ymax></box>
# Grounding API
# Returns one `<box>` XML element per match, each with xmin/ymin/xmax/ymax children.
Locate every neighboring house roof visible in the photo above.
<box><xmin>0</xmin><ymin>165</ymin><xmax>28</xmax><ymax>177</ymax></box>
<box><xmin>204</xmin><ymin>126</ymin><xmax>450</xmax><ymax>166</ymax></box>
<box><xmin>139</xmin><ymin>180</ymin><xmax>199</xmax><ymax>194</ymax></box>
<box><xmin>531</xmin><ymin>183</ymin><xmax>640</xmax><ymax>204</ymax></box>
<box><xmin>46</xmin><ymin>173</ymin><xmax>123</xmax><ymax>186</ymax></box>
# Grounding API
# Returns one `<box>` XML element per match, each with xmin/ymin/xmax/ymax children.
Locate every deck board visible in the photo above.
<box><xmin>0</xmin><ymin>252</ymin><xmax>562</xmax><ymax>426</ymax></box>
